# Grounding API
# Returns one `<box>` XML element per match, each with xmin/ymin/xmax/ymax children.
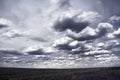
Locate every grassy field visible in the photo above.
<box><xmin>0</xmin><ymin>67</ymin><xmax>120</xmax><ymax>80</ymax></box>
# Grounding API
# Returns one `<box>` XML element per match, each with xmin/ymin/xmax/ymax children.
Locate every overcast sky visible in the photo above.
<box><xmin>0</xmin><ymin>0</ymin><xmax>120</xmax><ymax>68</ymax></box>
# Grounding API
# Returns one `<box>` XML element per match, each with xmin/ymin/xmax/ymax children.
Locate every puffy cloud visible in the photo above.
<box><xmin>113</xmin><ymin>28</ymin><xmax>120</xmax><ymax>38</ymax></box>
<box><xmin>67</xmin><ymin>27</ymin><xmax>97</xmax><ymax>41</ymax></box>
<box><xmin>106</xmin><ymin>28</ymin><xmax>120</xmax><ymax>39</ymax></box>
<box><xmin>68</xmin><ymin>23</ymin><xmax>114</xmax><ymax>41</ymax></box>
<box><xmin>97</xmin><ymin>23</ymin><xmax>114</xmax><ymax>33</ymax></box>
<box><xmin>23</xmin><ymin>45</ymin><xmax>56</xmax><ymax>55</ymax></box>
<box><xmin>53</xmin><ymin>18</ymin><xmax>89</xmax><ymax>32</ymax></box>
<box><xmin>1</xmin><ymin>30</ymin><xmax>22</xmax><ymax>38</ymax></box>
<box><xmin>109</xmin><ymin>15</ymin><xmax>120</xmax><ymax>22</ymax></box>
<box><xmin>96</xmin><ymin>42</ymin><xmax>105</xmax><ymax>48</ymax></box>
<box><xmin>70</xmin><ymin>46</ymin><xmax>91</xmax><ymax>54</ymax></box>
<box><xmin>84</xmin><ymin>50</ymin><xmax>112</xmax><ymax>56</ymax></box>
<box><xmin>53</xmin><ymin>9</ymin><xmax>101</xmax><ymax>33</ymax></box>
<box><xmin>52</xmin><ymin>37</ymin><xmax>74</xmax><ymax>50</ymax></box>
<box><xmin>0</xmin><ymin>18</ymin><xmax>13</xmax><ymax>29</ymax></box>
<box><xmin>53</xmin><ymin>36</ymin><xmax>93</xmax><ymax>53</ymax></box>
<box><xmin>77</xmin><ymin>11</ymin><xmax>101</xmax><ymax>23</ymax></box>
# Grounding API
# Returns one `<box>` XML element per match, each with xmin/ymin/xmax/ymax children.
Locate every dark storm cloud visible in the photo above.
<box><xmin>53</xmin><ymin>44</ymin><xmax>72</xmax><ymax>50</ymax></box>
<box><xmin>53</xmin><ymin>18</ymin><xmax>89</xmax><ymax>32</ymax></box>
<box><xmin>0</xmin><ymin>24</ymin><xmax>7</xmax><ymax>29</ymax></box>
<box><xmin>26</xmin><ymin>49</ymin><xmax>47</xmax><ymax>55</ymax></box>
<box><xmin>0</xmin><ymin>50</ymin><xmax>22</xmax><ymax>55</ymax></box>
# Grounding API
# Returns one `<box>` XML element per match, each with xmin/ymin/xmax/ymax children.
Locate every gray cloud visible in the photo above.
<box><xmin>68</xmin><ymin>23</ymin><xmax>113</xmax><ymax>41</ymax></box>
<box><xmin>0</xmin><ymin>24</ymin><xmax>7</xmax><ymax>29</ymax></box>
<box><xmin>51</xmin><ymin>0</ymin><xmax>71</xmax><ymax>10</ymax></box>
<box><xmin>53</xmin><ymin>10</ymin><xmax>101</xmax><ymax>33</ymax></box>
<box><xmin>0</xmin><ymin>49</ymin><xmax>22</xmax><ymax>55</ymax></box>
<box><xmin>25</xmin><ymin>49</ymin><xmax>48</xmax><ymax>55</ymax></box>
<box><xmin>53</xmin><ymin>18</ymin><xmax>89</xmax><ymax>32</ymax></box>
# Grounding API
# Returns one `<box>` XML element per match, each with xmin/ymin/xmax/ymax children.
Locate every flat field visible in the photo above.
<box><xmin>0</xmin><ymin>67</ymin><xmax>120</xmax><ymax>80</ymax></box>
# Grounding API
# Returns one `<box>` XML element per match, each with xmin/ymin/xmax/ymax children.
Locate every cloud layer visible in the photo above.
<box><xmin>0</xmin><ymin>0</ymin><xmax>120</xmax><ymax>68</ymax></box>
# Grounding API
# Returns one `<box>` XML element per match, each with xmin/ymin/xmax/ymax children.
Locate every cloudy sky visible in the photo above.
<box><xmin>0</xmin><ymin>0</ymin><xmax>120</xmax><ymax>68</ymax></box>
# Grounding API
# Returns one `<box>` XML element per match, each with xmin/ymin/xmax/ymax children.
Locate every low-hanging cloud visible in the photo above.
<box><xmin>0</xmin><ymin>49</ymin><xmax>22</xmax><ymax>55</ymax></box>
<box><xmin>53</xmin><ymin>18</ymin><xmax>89</xmax><ymax>32</ymax></box>
<box><xmin>67</xmin><ymin>23</ymin><xmax>113</xmax><ymax>41</ymax></box>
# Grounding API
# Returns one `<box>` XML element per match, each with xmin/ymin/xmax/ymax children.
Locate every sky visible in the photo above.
<box><xmin>0</xmin><ymin>0</ymin><xmax>120</xmax><ymax>68</ymax></box>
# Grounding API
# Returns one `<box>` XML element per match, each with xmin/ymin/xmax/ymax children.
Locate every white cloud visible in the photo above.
<box><xmin>97</xmin><ymin>23</ymin><xmax>114</xmax><ymax>33</ymax></box>
<box><xmin>0</xmin><ymin>18</ymin><xmax>13</xmax><ymax>26</ymax></box>
<box><xmin>84</xmin><ymin>50</ymin><xmax>112</xmax><ymax>56</ymax></box>
<box><xmin>67</xmin><ymin>22</ymin><xmax>114</xmax><ymax>41</ymax></box>
<box><xmin>52</xmin><ymin>37</ymin><xmax>73</xmax><ymax>47</ymax></box>
<box><xmin>77</xmin><ymin>11</ymin><xmax>101</xmax><ymax>23</ymax></box>
<box><xmin>113</xmin><ymin>28</ymin><xmax>120</xmax><ymax>38</ymax></box>
<box><xmin>106</xmin><ymin>28</ymin><xmax>120</xmax><ymax>39</ymax></box>
<box><xmin>109</xmin><ymin>15</ymin><xmax>120</xmax><ymax>22</ymax></box>
<box><xmin>23</xmin><ymin>45</ymin><xmax>56</xmax><ymax>55</ymax></box>
<box><xmin>69</xmin><ymin>40</ymin><xmax>79</xmax><ymax>47</ymax></box>
<box><xmin>1</xmin><ymin>30</ymin><xmax>22</xmax><ymax>38</ymax></box>
<box><xmin>96</xmin><ymin>42</ymin><xmax>105</xmax><ymax>48</ymax></box>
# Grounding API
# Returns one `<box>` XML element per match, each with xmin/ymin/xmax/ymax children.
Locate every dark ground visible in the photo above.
<box><xmin>0</xmin><ymin>67</ymin><xmax>120</xmax><ymax>80</ymax></box>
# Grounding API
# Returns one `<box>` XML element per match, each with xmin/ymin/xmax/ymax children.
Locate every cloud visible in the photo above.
<box><xmin>23</xmin><ymin>45</ymin><xmax>56</xmax><ymax>55</ymax></box>
<box><xmin>109</xmin><ymin>15</ymin><xmax>120</xmax><ymax>22</ymax></box>
<box><xmin>0</xmin><ymin>0</ymin><xmax>120</xmax><ymax>68</ymax></box>
<box><xmin>53</xmin><ymin>10</ymin><xmax>101</xmax><ymax>33</ymax></box>
<box><xmin>68</xmin><ymin>23</ymin><xmax>114</xmax><ymax>41</ymax></box>
<box><xmin>113</xmin><ymin>28</ymin><xmax>120</xmax><ymax>38</ymax></box>
<box><xmin>53</xmin><ymin>18</ymin><xmax>89</xmax><ymax>32</ymax></box>
<box><xmin>84</xmin><ymin>50</ymin><xmax>112</xmax><ymax>56</ymax></box>
<box><xmin>53</xmin><ymin>36</ymin><xmax>93</xmax><ymax>53</ymax></box>
<box><xmin>51</xmin><ymin>0</ymin><xmax>71</xmax><ymax>10</ymax></box>
<box><xmin>52</xmin><ymin>37</ymin><xmax>74</xmax><ymax>50</ymax></box>
<box><xmin>1</xmin><ymin>30</ymin><xmax>22</xmax><ymax>38</ymax></box>
<box><xmin>106</xmin><ymin>28</ymin><xmax>120</xmax><ymax>39</ymax></box>
<box><xmin>0</xmin><ymin>18</ymin><xmax>13</xmax><ymax>29</ymax></box>
<box><xmin>70</xmin><ymin>44</ymin><xmax>91</xmax><ymax>54</ymax></box>
<box><xmin>0</xmin><ymin>49</ymin><xmax>22</xmax><ymax>55</ymax></box>
<box><xmin>77</xmin><ymin>11</ymin><xmax>102</xmax><ymax>24</ymax></box>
